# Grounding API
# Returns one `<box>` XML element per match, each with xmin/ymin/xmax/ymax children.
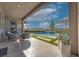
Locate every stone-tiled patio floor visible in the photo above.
<box><xmin>0</xmin><ymin>37</ymin><xmax>63</xmax><ymax>57</ymax></box>
<box><xmin>24</xmin><ymin>37</ymin><xmax>62</xmax><ymax>57</ymax></box>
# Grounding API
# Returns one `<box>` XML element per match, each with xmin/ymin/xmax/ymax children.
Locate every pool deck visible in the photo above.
<box><xmin>0</xmin><ymin>37</ymin><xmax>77</xmax><ymax>57</ymax></box>
<box><xmin>25</xmin><ymin>37</ymin><xmax>63</xmax><ymax>57</ymax></box>
<box><xmin>0</xmin><ymin>37</ymin><xmax>63</xmax><ymax>57</ymax></box>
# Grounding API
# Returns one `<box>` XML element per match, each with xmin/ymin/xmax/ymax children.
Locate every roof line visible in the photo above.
<box><xmin>22</xmin><ymin>2</ymin><xmax>45</xmax><ymax>20</ymax></box>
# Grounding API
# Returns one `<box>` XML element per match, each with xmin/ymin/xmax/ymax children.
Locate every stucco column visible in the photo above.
<box><xmin>78</xmin><ymin>3</ymin><xmax>79</xmax><ymax>56</ymax></box>
<box><xmin>69</xmin><ymin>2</ymin><xmax>78</xmax><ymax>55</ymax></box>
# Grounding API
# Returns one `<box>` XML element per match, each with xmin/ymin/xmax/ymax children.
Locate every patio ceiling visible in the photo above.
<box><xmin>1</xmin><ymin>2</ymin><xmax>41</xmax><ymax>19</ymax></box>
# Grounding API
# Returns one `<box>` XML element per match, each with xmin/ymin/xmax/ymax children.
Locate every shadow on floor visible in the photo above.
<box><xmin>16</xmin><ymin>40</ymin><xmax>31</xmax><ymax>57</ymax></box>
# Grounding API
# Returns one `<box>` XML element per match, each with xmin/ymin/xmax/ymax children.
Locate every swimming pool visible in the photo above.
<box><xmin>34</xmin><ymin>32</ymin><xmax>58</xmax><ymax>38</ymax></box>
<box><xmin>34</xmin><ymin>32</ymin><xmax>69</xmax><ymax>39</ymax></box>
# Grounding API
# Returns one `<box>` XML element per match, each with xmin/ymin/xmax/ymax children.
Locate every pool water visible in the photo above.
<box><xmin>34</xmin><ymin>32</ymin><xmax>58</xmax><ymax>38</ymax></box>
<box><xmin>34</xmin><ymin>32</ymin><xmax>69</xmax><ymax>39</ymax></box>
<box><xmin>35</xmin><ymin>32</ymin><xmax>55</xmax><ymax>35</ymax></box>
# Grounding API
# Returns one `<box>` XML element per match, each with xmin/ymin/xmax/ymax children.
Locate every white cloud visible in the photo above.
<box><xmin>24</xmin><ymin>17</ymin><xmax>32</xmax><ymax>21</ymax></box>
<box><xmin>24</xmin><ymin>8</ymin><xmax>58</xmax><ymax>22</ymax></box>
<box><xmin>62</xmin><ymin>17</ymin><xmax>69</xmax><ymax>20</ymax></box>
<box><xmin>39</xmin><ymin>22</ymin><xmax>51</xmax><ymax>29</ymax></box>
<box><xmin>24</xmin><ymin>23</ymin><xmax>31</xmax><ymax>28</ymax></box>
<box><xmin>55</xmin><ymin>22</ymin><xmax>69</xmax><ymax>29</ymax></box>
<box><xmin>25</xmin><ymin>14</ymin><xmax>58</xmax><ymax>22</ymax></box>
<box><xmin>59</xmin><ymin>17</ymin><xmax>69</xmax><ymax>24</ymax></box>
<box><xmin>24</xmin><ymin>24</ymin><xmax>27</xmax><ymax>27</ymax></box>
<box><xmin>32</xmin><ymin>8</ymin><xmax>57</xmax><ymax>18</ymax></box>
<box><xmin>55</xmin><ymin>23</ymin><xmax>63</xmax><ymax>28</ymax></box>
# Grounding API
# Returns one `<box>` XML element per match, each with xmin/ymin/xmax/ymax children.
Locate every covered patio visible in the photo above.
<box><xmin>0</xmin><ymin>2</ymin><xmax>78</xmax><ymax>57</ymax></box>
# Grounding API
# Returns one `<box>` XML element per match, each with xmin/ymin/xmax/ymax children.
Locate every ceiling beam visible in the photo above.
<box><xmin>22</xmin><ymin>2</ymin><xmax>45</xmax><ymax>20</ymax></box>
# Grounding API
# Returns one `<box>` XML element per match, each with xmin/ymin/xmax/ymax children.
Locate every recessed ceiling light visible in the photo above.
<box><xmin>17</xmin><ymin>5</ymin><xmax>24</xmax><ymax>8</ymax></box>
<box><xmin>17</xmin><ymin>5</ymin><xmax>21</xmax><ymax>8</ymax></box>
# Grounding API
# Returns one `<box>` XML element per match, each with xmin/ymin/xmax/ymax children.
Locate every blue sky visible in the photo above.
<box><xmin>24</xmin><ymin>2</ymin><xmax>69</xmax><ymax>29</ymax></box>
